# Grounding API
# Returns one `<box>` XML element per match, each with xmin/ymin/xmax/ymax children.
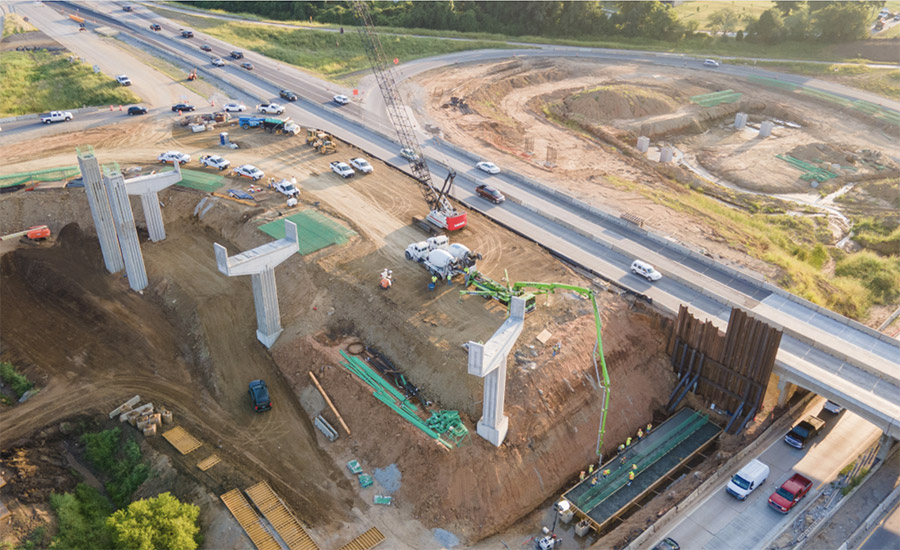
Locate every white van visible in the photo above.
<box><xmin>631</xmin><ymin>260</ymin><xmax>662</xmax><ymax>281</ymax></box>
<box><xmin>726</xmin><ymin>459</ymin><xmax>769</xmax><ymax>500</ymax></box>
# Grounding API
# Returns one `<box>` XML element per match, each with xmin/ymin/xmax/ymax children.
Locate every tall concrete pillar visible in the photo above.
<box><xmin>104</xmin><ymin>167</ymin><xmax>148</xmax><ymax>292</ymax></box>
<box><xmin>214</xmin><ymin>220</ymin><xmax>299</xmax><ymax>348</ymax></box>
<box><xmin>124</xmin><ymin>163</ymin><xmax>183</xmax><ymax>242</ymax></box>
<box><xmin>876</xmin><ymin>433</ymin><xmax>896</xmax><ymax>461</ymax></box>
<box><xmin>734</xmin><ymin>112</ymin><xmax>748</xmax><ymax>129</ymax></box>
<box><xmin>659</xmin><ymin>146</ymin><xmax>674</xmax><ymax>163</ymax></box>
<box><xmin>77</xmin><ymin>149</ymin><xmax>123</xmax><ymax>274</ymax></box>
<box><xmin>467</xmin><ymin>297</ymin><xmax>526</xmax><ymax>446</ymax></box>
<box><xmin>759</xmin><ymin>121</ymin><xmax>774</xmax><ymax>138</ymax></box>
<box><xmin>776</xmin><ymin>377</ymin><xmax>795</xmax><ymax>407</ymax></box>
<box><xmin>636</xmin><ymin>136</ymin><xmax>650</xmax><ymax>153</ymax></box>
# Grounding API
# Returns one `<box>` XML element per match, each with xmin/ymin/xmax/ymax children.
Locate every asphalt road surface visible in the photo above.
<box><xmin>859</xmin><ymin>497</ymin><xmax>900</xmax><ymax>550</ymax></box>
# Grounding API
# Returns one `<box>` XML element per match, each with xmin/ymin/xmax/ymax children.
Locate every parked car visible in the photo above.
<box><xmin>330</xmin><ymin>161</ymin><xmax>355</xmax><ymax>178</ymax></box>
<box><xmin>227</xmin><ymin>189</ymin><xmax>255</xmax><ymax>201</ymax></box>
<box><xmin>171</xmin><ymin>103</ymin><xmax>195</xmax><ymax>112</ymax></box>
<box><xmin>199</xmin><ymin>154</ymin><xmax>230</xmax><ymax>170</ymax></box>
<box><xmin>703</xmin><ymin>59</ymin><xmax>720</xmax><ymax>67</ymax></box>
<box><xmin>200</xmin><ymin>44</ymin><xmax>212</xmax><ymax>52</ymax></box>
<box><xmin>274</xmin><ymin>179</ymin><xmax>299</xmax><ymax>197</ymax></box>
<box><xmin>223</xmin><ymin>102</ymin><xmax>247</xmax><ymax>112</ymax></box>
<box><xmin>333</xmin><ymin>94</ymin><xmax>350</xmax><ymax>105</ymax></box>
<box><xmin>476</xmin><ymin>161</ymin><xmax>500</xmax><ymax>174</ymax></box>
<box><xmin>653</xmin><ymin>538</ymin><xmax>680</xmax><ymax>550</ymax></box>
<box><xmin>349</xmin><ymin>158</ymin><xmax>373</xmax><ymax>174</ymax></box>
<box><xmin>65</xmin><ymin>177</ymin><xmax>85</xmax><ymax>188</ymax></box>
<box><xmin>158</xmin><ymin>151</ymin><xmax>190</xmax><ymax>165</ymax></box>
<box><xmin>149</xmin><ymin>23</ymin><xmax>161</xmax><ymax>31</ymax></box>
<box><xmin>248</xmin><ymin>380</ymin><xmax>271</xmax><ymax>412</ymax></box>
<box><xmin>280</xmin><ymin>89</ymin><xmax>298</xmax><ymax>101</ymax></box>
<box><xmin>726</xmin><ymin>459</ymin><xmax>769</xmax><ymax>500</ymax></box>
<box><xmin>240</xmin><ymin>62</ymin><xmax>253</xmax><ymax>70</ymax></box>
<box><xmin>784</xmin><ymin>415</ymin><xmax>825</xmax><ymax>449</ymax></box>
<box><xmin>823</xmin><ymin>400</ymin><xmax>844</xmax><ymax>415</ymax></box>
<box><xmin>631</xmin><ymin>260</ymin><xmax>662</xmax><ymax>281</ymax></box>
<box><xmin>258</xmin><ymin>103</ymin><xmax>285</xmax><ymax>115</ymax></box>
<box><xmin>475</xmin><ymin>184</ymin><xmax>505</xmax><ymax>204</ymax></box>
<box><xmin>230</xmin><ymin>50</ymin><xmax>244</xmax><ymax>59</ymax></box>
<box><xmin>768</xmin><ymin>473</ymin><xmax>812</xmax><ymax>513</ymax></box>
<box><xmin>400</xmin><ymin>148</ymin><xmax>419</xmax><ymax>161</ymax></box>
<box><xmin>115</xmin><ymin>74</ymin><xmax>132</xmax><ymax>86</ymax></box>
<box><xmin>233</xmin><ymin>164</ymin><xmax>264</xmax><ymax>181</ymax></box>
<box><xmin>211</xmin><ymin>57</ymin><xmax>225</xmax><ymax>67</ymax></box>
<box><xmin>127</xmin><ymin>106</ymin><xmax>147</xmax><ymax>116</ymax></box>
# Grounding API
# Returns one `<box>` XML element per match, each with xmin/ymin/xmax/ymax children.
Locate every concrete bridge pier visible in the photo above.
<box><xmin>467</xmin><ymin>297</ymin><xmax>526</xmax><ymax>446</ymax></box>
<box><xmin>104</xmin><ymin>168</ymin><xmax>148</xmax><ymax>292</ymax></box>
<box><xmin>214</xmin><ymin>220</ymin><xmax>299</xmax><ymax>348</ymax></box>
<box><xmin>776</xmin><ymin>376</ymin><xmax>797</xmax><ymax>407</ymax></box>
<box><xmin>124</xmin><ymin>163</ymin><xmax>183</xmax><ymax>242</ymax></box>
<box><xmin>78</xmin><ymin>148</ymin><xmax>123</xmax><ymax>274</ymax></box>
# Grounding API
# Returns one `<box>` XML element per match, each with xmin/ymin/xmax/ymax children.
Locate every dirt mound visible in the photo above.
<box><xmin>559</xmin><ymin>84</ymin><xmax>680</xmax><ymax>122</ymax></box>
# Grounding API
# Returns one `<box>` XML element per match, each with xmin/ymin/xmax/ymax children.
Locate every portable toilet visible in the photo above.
<box><xmin>220</xmin><ymin>132</ymin><xmax>229</xmax><ymax>145</ymax></box>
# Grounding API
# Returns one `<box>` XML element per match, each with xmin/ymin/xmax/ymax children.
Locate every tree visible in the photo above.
<box><xmin>614</xmin><ymin>0</ymin><xmax>681</xmax><ymax>40</ymax></box>
<box><xmin>784</xmin><ymin>4</ymin><xmax>812</xmax><ymax>41</ymax></box>
<box><xmin>774</xmin><ymin>1</ymin><xmax>806</xmax><ymax>16</ymax></box>
<box><xmin>813</xmin><ymin>2</ymin><xmax>878</xmax><ymax>42</ymax></box>
<box><xmin>708</xmin><ymin>7</ymin><xmax>740</xmax><ymax>36</ymax></box>
<box><xmin>745</xmin><ymin>8</ymin><xmax>786</xmax><ymax>44</ymax></box>
<box><xmin>107</xmin><ymin>493</ymin><xmax>201</xmax><ymax>550</ymax></box>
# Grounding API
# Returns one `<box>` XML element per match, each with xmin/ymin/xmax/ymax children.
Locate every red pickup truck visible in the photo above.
<box><xmin>768</xmin><ymin>473</ymin><xmax>812</xmax><ymax>513</ymax></box>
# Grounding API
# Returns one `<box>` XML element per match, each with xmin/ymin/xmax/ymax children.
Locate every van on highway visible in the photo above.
<box><xmin>726</xmin><ymin>459</ymin><xmax>769</xmax><ymax>500</ymax></box>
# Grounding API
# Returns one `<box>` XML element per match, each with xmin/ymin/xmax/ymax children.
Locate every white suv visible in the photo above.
<box><xmin>116</xmin><ymin>74</ymin><xmax>132</xmax><ymax>86</ymax></box>
<box><xmin>631</xmin><ymin>260</ymin><xmax>662</xmax><ymax>281</ymax></box>
<box><xmin>233</xmin><ymin>164</ymin><xmax>264</xmax><ymax>180</ymax></box>
<box><xmin>200</xmin><ymin>154</ymin><xmax>230</xmax><ymax>170</ymax></box>
<box><xmin>703</xmin><ymin>59</ymin><xmax>720</xmax><ymax>68</ymax></box>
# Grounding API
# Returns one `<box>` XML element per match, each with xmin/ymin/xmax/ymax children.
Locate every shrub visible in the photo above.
<box><xmin>49</xmin><ymin>484</ymin><xmax>113</xmax><ymax>549</ymax></box>
<box><xmin>0</xmin><ymin>362</ymin><xmax>33</xmax><ymax>398</ymax></box>
<box><xmin>80</xmin><ymin>429</ymin><xmax>150</xmax><ymax>507</ymax></box>
<box><xmin>107</xmin><ymin>493</ymin><xmax>201</xmax><ymax>550</ymax></box>
<box><xmin>835</xmin><ymin>251</ymin><xmax>900</xmax><ymax>305</ymax></box>
<box><xmin>81</xmin><ymin>428</ymin><xmax>121</xmax><ymax>474</ymax></box>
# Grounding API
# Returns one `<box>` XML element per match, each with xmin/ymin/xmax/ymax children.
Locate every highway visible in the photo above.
<box><xmin>7</xmin><ymin>1</ymin><xmax>900</xmax><ymax>441</ymax></box>
<box><xmin>860</xmin><ymin>497</ymin><xmax>900</xmax><ymax>550</ymax></box>
<box><xmin>650</xmin><ymin>401</ymin><xmax>881</xmax><ymax>550</ymax></box>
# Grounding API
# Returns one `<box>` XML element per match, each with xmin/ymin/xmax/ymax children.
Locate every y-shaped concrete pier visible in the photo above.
<box><xmin>103</xmin><ymin>165</ymin><xmax>148</xmax><ymax>292</ymax></box>
<box><xmin>77</xmin><ymin>147</ymin><xmax>123</xmax><ymax>274</ymax></box>
<box><xmin>124</xmin><ymin>163</ymin><xmax>183</xmax><ymax>242</ymax></box>
<box><xmin>467</xmin><ymin>297</ymin><xmax>526</xmax><ymax>446</ymax></box>
<box><xmin>214</xmin><ymin>220</ymin><xmax>299</xmax><ymax>348</ymax></box>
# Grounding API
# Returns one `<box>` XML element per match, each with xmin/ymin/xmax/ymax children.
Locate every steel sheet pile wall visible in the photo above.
<box><xmin>666</xmin><ymin>306</ymin><xmax>781</xmax><ymax>433</ymax></box>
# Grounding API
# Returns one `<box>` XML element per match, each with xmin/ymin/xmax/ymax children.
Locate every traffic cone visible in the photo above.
<box><xmin>178</xmin><ymin>109</ymin><xmax>182</xmax><ymax>116</ymax></box>
<box><xmin>119</xmin><ymin>105</ymin><xmax>123</xmax><ymax>111</ymax></box>
<box><xmin>109</xmin><ymin>105</ymin><xmax>114</xmax><ymax>111</ymax></box>
<box><xmin>210</xmin><ymin>100</ymin><xmax>215</xmax><ymax>107</ymax></box>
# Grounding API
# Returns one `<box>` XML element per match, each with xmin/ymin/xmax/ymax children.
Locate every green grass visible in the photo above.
<box><xmin>0</xmin><ymin>51</ymin><xmax>140</xmax><ymax>116</ymax></box>
<box><xmin>732</xmin><ymin>60</ymin><xmax>900</xmax><ymax>100</ymax></box>
<box><xmin>0</xmin><ymin>362</ymin><xmax>33</xmax><ymax>398</ymax></box>
<box><xmin>673</xmin><ymin>1</ymin><xmax>774</xmax><ymax>32</ymax></box>
<box><xmin>1</xmin><ymin>13</ymin><xmax>39</xmax><ymax>39</ymax></box>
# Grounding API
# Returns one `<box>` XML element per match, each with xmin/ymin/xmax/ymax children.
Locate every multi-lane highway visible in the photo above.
<box><xmin>8</xmin><ymin>1</ymin><xmax>900</xmax><ymax>443</ymax></box>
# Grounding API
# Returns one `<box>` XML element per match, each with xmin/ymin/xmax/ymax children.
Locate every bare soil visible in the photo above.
<box><xmin>0</xmin><ymin>119</ymin><xmax>679</xmax><ymax>547</ymax></box>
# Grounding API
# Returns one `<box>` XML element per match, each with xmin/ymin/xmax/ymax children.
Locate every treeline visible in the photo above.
<box><xmin>179</xmin><ymin>1</ymin><xmax>885</xmax><ymax>44</ymax></box>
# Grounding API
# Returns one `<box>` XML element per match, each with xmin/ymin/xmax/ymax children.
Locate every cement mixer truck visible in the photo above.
<box><xmin>404</xmin><ymin>238</ymin><xmax>479</xmax><ymax>280</ymax></box>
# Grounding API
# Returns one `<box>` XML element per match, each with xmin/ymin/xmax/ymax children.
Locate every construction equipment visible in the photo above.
<box><xmin>461</xmin><ymin>279</ymin><xmax>611</xmax><ymax>459</ymax></box>
<box><xmin>0</xmin><ymin>225</ymin><xmax>51</xmax><ymax>244</ymax></box>
<box><xmin>353</xmin><ymin>2</ymin><xmax>466</xmax><ymax>231</ymax></box>
<box><xmin>187</xmin><ymin>68</ymin><xmax>197</xmax><ymax>81</ymax></box>
<box><xmin>306</xmin><ymin>129</ymin><xmax>336</xmax><ymax>153</ymax></box>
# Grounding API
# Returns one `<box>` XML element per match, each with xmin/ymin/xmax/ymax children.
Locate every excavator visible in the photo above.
<box><xmin>353</xmin><ymin>1</ymin><xmax>467</xmax><ymax>231</ymax></box>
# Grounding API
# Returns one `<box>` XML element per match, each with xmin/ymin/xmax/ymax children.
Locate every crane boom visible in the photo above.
<box><xmin>352</xmin><ymin>1</ymin><xmax>466</xmax><ymax>231</ymax></box>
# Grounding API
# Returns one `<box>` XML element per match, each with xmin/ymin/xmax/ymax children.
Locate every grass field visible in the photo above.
<box><xmin>1</xmin><ymin>13</ymin><xmax>39</xmax><ymax>39</ymax></box>
<box><xmin>149</xmin><ymin>6</ymin><xmax>518</xmax><ymax>81</ymax></box>
<box><xmin>0</xmin><ymin>51</ymin><xmax>140</xmax><ymax>116</ymax></box>
<box><xmin>673</xmin><ymin>0</ymin><xmax>774</xmax><ymax>32</ymax></box>
<box><xmin>733</xmin><ymin>60</ymin><xmax>900</xmax><ymax>100</ymax></box>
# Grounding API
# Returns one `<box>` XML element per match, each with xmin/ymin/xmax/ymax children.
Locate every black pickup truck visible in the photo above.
<box><xmin>784</xmin><ymin>415</ymin><xmax>825</xmax><ymax>449</ymax></box>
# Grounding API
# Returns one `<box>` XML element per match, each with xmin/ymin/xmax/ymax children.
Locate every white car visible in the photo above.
<box><xmin>158</xmin><ymin>151</ymin><xmax>190</xmax><ymax>165</ymax></box>
<box><xmin>211</xmin><ymin>57</ymin><xmax>225</xmax><ymax>67</ymax></box>
<box><xmin>349</xmin><ymin>158</ymin><xmax>373</xmax><ymax>174</ymax></box>
<box><xmin>703</xmin><ymin>59</ymin><xmax>720</xmax><ymax>68</ymax></box>
<box><xmin>258</xmin><ymin>103</ymin><xmax>284</xmax><ymax>115</ymax></box>
<box><xmin>476</xmin><ymin>161</ymin><xmax>500</xmax><ymax>174</ymax></box>
<box><xmin>631</xmin><ymin>260</ymin><xmax>662</xmax><ymax>282</ymax></box>
<box><xmin>223</xmin><ymin>102</ymin><xmax>246</xmax><ymax>112</ymax></box>
<box><xmin>199</xmin><ymin>154</ymin><xmax>230</xmax><ymax>170</ymax></box>
<box><xmin>116</xmin><ymin>74</ymin><xmax>132</xmax><ymax>86</ymax></box>
<box><xmin>333</xmin><ymin>94</ymin><xmax>350</xmax><ymax>105</ymax></box>
<box><xmin>400</xmin><ymin>148</ymin><xmax>420</xmax><ymax>162</ymax></box>
<box><xmin>232</xmin><ymin>164</ymin><xmax>264</xmax><ymax>180</ymax></box>
<box><xmin>274</xmin><ymin>179</ymin><xmax>299</xmax><ymax>197</ymax></box>
<box><xmin>330</xmin><ymin>161</ymin><xmax>355</xmax><ymax>178</ymax></box>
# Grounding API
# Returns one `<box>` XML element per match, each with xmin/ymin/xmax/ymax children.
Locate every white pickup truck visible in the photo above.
<box><xmin>41</xmin><ymin>111</ymin><xmax>74</xmax><ymax>124</ymax></box>
<box><xmin>330</xmin><ymin>161</ymin><xmax>354</xmax><ymax>178</ymax></box>
<box><xmin>199</xmin><ymin>154</ymin><xmax>230</xmax><ymax>170</ymax></box>
<box><xmin>273</xmin><ymin>179</ymin><xmax>299</xmax><ymax>197</ymax></box>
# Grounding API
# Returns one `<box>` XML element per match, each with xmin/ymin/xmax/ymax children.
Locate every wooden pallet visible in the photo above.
<box><xmin>196</xmin><ymin>454</ymin><xmax>220</xmax><ymax>471</ymax></box>
<box><xmin>220</xmin><ymin>489</ymin><xmax>281</xmax><ymax>550</ymax></box>
<box><xmin>161</xmin><ymin>426</ymin><xmax>203</xmax><ymax>455</ymax></box>
<box><xmin>245</xmin><ymin>481</ymin><xmax>318</xmax><ymax>550</ymax></box>
<box><xmin>339</xmin><ymin>527</ymin><xmax>385</xmax><ymax>550</ymax></box>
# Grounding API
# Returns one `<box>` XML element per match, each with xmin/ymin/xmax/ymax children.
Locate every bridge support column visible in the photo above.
<box><xmin>125</xmin><ymin>162</ymin><xmax>183</xmax><ymax>242</ymax></box>
<box><xmin>78</xmin><ymin>149</ymin><xmax>123</xmax><ymax>274</ymax></box>
<box><xmin>876</xmin><ymin>433</ymin><xmax>896</xmax><ymax>462</ymax></box>
<box><xmin>776</xmin><ymin>377</ymin><xmax>796</xmax><ymax>407</ymax></box>
<box><xmin>104</xmin><ymin>169</ymin><xmax>148</xmax><ymax>292</ymax></box>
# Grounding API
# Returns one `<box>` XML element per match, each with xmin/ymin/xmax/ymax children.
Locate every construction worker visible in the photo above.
<box><xmin>637</xmin><ymin>428</ymin><xmax>644</xmax><ymax>441</ymax></box>
<box><xmin>632</xmin><ymin>464</ymin><xmax>637</xmax><ymax>471</ymax></box>
<box><xmin>602</xmin><ymin>469</ymin><xmax>611</xmax><ymax>479</ymax></box>
<box><xmin>647</xmin><ymin>422</ymin><xmax>652</xmax><ymax>433</ymax></box>
<box><xmin>429</xmin><ymin>275</ymin><xmax>437</xmax><ymax>291</ymax></box>
<box><xmin>588</xmin><ymin>465</ymin><xmax>594</xmax><ymax>475</ymax></box>
<box><xmin>618</xmin><ymin>443</ymin><xmax>625</xmax><ymax>455</ymax></box>
<box><xmin>463</xmin><ymin>266</ymin><xmax>470</xmax><ymax>286</ymax></box>
<box><xmin>620</xmin><ymin>455</ymin><xmax>626</xmax><ymax>466</ymax></box>
<box><xmin>626</xmin><ymin>437</ymin><xmax>632</xmax><ymax>447</ymax></box>
<box><xmin>580</xmin><ymin>470</ymin><xmax>586</xmax><ymax>481</ymax></box>
<box><xmin>590</xmin><ymin>476</ymin><xmax>598</xmax><ymax>487</ymax></box>
<box><xmin>627</xmin><ymin>470</ymin><xmax>635</xmax><ymax>486</ymax></box>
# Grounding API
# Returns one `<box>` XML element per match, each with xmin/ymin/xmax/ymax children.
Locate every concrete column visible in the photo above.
<box><xmin>78</xmin><ymin>152</ymin><xmax>123</xmax><ymax>274</ymax></box>
<box><xmin>214</xmin><ymin>220</ymin><xmax>299</xmax><ymax>348</ymax></box>
<box><xmin>636</xmin><ymin>136</ymin><xmax>650</xmax><ymax>153</ymax></box>
<box><xmin>876</xmin><ymin>433</ymin><xmax>896</xmax><ymax>462</ymax></box>
<box><xmin>104</xmin><ymin>170</ymin><xmax>148</xmax><ymax>292</ymax></box>
<box><xmin>734</xmin><ymin>112</ymin><xmax>747</xmax><ymax>129</ymax></box>
<box><xmin>659</xmin><ymin>146</ymin><xmax>673</xmax><ymax>163</ymax></box>
<box><xmin>124</xmin><ymin>162</ymin><xmax>182</xmax><ymax>242</ymax></box>
<box><xmin>759</xmin><ymin>121</ymin><xmax>774</xmax><ymax>138</ymax></box>
<box><xmin>776</xmin><ymin>377</ymin><xmax>796</xmax><ymax>407</ymax></box>
<box><xmin>467</xmin><ymin>297</ymin><xmax>526</xmax><ymax>446</ymax></box>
